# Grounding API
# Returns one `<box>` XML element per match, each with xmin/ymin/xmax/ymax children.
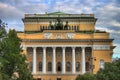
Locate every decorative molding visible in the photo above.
<box><xmin>56</xmin><ymin>33</ymin><xmax>62</xmax><ymax>39</ymax></box>
<box><xmin>93</xmin><ymin>45</ymin><xmax>110</xmax><ymax>50</ymax></box>
<box><xmin>22</xmin><ymin>39</ymin><xmax>114</xmax><ymax>42</ymax></box>
<box><xmin>66</xmin><ymin>33</ymin><xmax>74</xmax><ymax>39</ymax></box>
<box><xmin>23</xmin><ymin>45</ymin><xmax>110</xmax><ymax>50</ymax></box>
<box><xmin>44</xmin><ymin>33</ymin><xmax>52</xmax><ymax>39</ymax></box>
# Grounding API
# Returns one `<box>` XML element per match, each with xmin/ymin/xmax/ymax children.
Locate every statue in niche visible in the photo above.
<box><xmin>55</xmin><ymin>18</ymin><xmax>63</xmax><ymax>30</ymax></box>
<box><xmin>49</xmin><ymin>21</ymin><xmax>54</xmax><ymax>30</ymax></box>
<box><xmin>64</xmin><ymin>21</ymin><xmax>69</xmax><ymax>30</ymax></box>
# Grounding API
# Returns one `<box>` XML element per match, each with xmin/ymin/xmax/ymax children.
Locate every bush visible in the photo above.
<box><xmin>76</xmin><ymin>73</ymin><xmax>95</xmax><ymax>80</ymax></box>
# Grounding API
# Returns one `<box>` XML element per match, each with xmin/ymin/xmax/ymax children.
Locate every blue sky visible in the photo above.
<box><xmin>0</xmin><ymin>0</ymin><xmax>120</xmax><ymax>58</ymax></box>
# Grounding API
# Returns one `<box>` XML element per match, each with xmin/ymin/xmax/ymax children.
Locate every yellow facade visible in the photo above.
<box><xmin>18</xmin><ymin>11</ymin><xmax>114</xmax><ymax>80</ymax></box>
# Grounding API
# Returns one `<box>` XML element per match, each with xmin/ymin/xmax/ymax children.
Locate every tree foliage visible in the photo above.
<box><xmin>96</xmin><ymin>59</ymin><xmax>120</xmax><ymax>80</ymax></box>
<box><xmin>0</xmin><ymin>26</ymin><xmax>33</xmax><ymax>80</ymax></box>
<box><xmin>0</xmin><ymin>19</ymin><xmax>7</xmax><ymax>37</ymax></box>
<box><xmin>76</xmin><ymin>59</ymin><xmax>120</xmax><ymax>80</ymax></box>
<box><xmin>76</xmin><ymin>73</ymin><xmax>95</xmax><ymax>80</ymax></box>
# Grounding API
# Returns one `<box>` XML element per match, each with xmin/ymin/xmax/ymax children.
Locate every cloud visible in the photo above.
<box><xmin>0</xmin><ymin>0</ymin><xmax>120</xmax><ymax>56</ymax></box>
<box><xmin>0</xmin><ymin>2</ymin><xmax>23</xmax><ymax>21</ymax></box>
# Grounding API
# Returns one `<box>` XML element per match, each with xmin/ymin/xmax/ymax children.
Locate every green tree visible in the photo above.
<box><xmin>95</xmin><ymin>59</ymin><xmax>120</xmax><ymax>80</ymax></box>
<box><xmin>0</xmin><ymin>19</ymin><xmax>7</xmax><ymax>37</ymax></box>
<box><xmin>0</xmin><ymin>19</ymin><xmax>9</xmax><ymax>79</ymax></box>
<box><xmin>76</xmin><ymin>73</ymin><xmax>95</xmax><ymax>80</ymax></box>
<box><xmin>0</xmin><ymin>29</ymin><xmax>33</xmax><ymax>80</ymax></box>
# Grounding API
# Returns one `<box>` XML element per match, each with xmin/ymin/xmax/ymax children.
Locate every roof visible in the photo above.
<box><xmin>47</xmin><ymin>11</ymin><xmax>68</xmax><ymax>15</ymax></box>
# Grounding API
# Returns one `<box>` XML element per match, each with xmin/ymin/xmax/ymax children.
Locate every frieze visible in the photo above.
<box><xmin>44</xmin><ymin>33</ymin><xmax>52</xmax><ymax>39</ymax></box>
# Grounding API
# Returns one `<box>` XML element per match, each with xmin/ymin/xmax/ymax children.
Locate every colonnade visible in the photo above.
<box><xmin>26</xmin><ymin>46</ymin><xmax>86</xmax><ymax>74</ymax></box>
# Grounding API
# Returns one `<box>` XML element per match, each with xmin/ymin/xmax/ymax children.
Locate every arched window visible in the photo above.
<box><xmin>100</xmin><ymin>59</ymin><xmax>104</xmax><ymax>69</ymax></box>
<box><xmin>76</xmin><ymin>62</ymin><xmax>80</xmax><ymax>71</ymax></box>
<box><xmin>86</xmin><ymin>62</ymin><xmax>90</xmax><ymax>71</ymax></box>
<box><xmin>38</xmin><ymin>62</ymin><xmax>42</xmax><ymax>71</ymax></box>
<box><xmin>57</xmin><ymin>62</ymin><xmax>62</xmax><ymax>71</ymax></box>
<box><xmin>48</xmin><ymin>62</ymin><xmax>52</xmax><ymax>71</ymax></box>
<box><xmin>66</xmin><ymin>62</ymin><xmax>71</xmax><ymax>72</ymax></box>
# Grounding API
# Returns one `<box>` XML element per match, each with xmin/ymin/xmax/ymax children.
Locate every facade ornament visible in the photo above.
<box><xmin>66</xmin><ymin>33</ymin><xmax>74</xmax><ymax>39</ymax></box>
<box><xmin>44</xmin><ymin>33</ymin><xmax>52</xmax><ymax>39</ymax></box>
<box><xmin>56</xmin><ymin>33</ymin><xmax>62</xmax><ymax>39</ymax></box>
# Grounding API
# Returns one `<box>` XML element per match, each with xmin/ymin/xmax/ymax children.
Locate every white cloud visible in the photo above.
<box><xmin>0</xmin><ymin>0</ymin><xmax>120</xmax><ymax>56</ymax></box>
<box><xmin>0</xmin><ymin>2</ymin><xmax>23</xmax><ymax>21</ymax></box>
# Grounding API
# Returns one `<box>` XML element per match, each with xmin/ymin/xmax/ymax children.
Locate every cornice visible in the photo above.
<box><xmin>22</xmin><ymin>39</ymin><xmax>114</xmax><ymax>42</ymax></box>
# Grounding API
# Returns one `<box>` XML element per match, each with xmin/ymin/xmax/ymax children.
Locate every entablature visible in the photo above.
<box><xmin>22</xmin><ymin>39</ymin><xmax>114</xmax><ymax>43</ymax></box>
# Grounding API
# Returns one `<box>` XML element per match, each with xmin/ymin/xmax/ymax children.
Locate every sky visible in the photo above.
<box><xmin>0</xmin><ymin>0</ymin><xmax>120</xmax><ymax>58</ymax></box>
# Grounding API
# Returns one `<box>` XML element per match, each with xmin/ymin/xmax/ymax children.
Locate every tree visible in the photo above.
<box><xmin>76</xmin><ymin>73</ymin><xmax>95</xmax><ymax>80</ymax></box>
<box><xmin>95</xmin><ymin>59</ymin><xmax>120</xmax><ymax>80</ymax></box>
<box><xmin>0</xmin><ymin>19</ymin><xmax>7</xmax><ymax>37</ymax></box>
<box><xmin>0</xmin><ymin>29</ymin><xmax>33</xmax><ymax>80</ymax></box>
<box><xmin>0</xmin><ymin>19</ymin><xmax>9</xmax><ymax>79</ymax></box>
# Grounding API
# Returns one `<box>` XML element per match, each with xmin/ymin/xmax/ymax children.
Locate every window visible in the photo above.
<box><xmin>29</xmin><ymin>52</ymin><xmax>33</xmax><ymax>57</ymax></box>
<box><xmin>48</xmin><ymin>52</ymin><xmax>52</xmax><ymax>57</ymax></box>
<box><xmin>66</xmin><ymin>52</ymin><xmax>71</xmax><ymax>57</ymax></box>
<box><xmin>48</xmin><ymin>62</ymin><xmax>52</xmax><ymax>71</ymax></box>
<box><xmin>57</xmin><ymin>62</ymin><xmax>62</xmax><ymax>71</ymax></box>
<box><xmin>86</xmin><ymin>62</ymin><xmax>90</xmax><ymax>71</ymax></box>
<box><xmin>76</xmin><ymin>52</ymin><xmax>80</xmax><ymax>57</ymax></box>
<box><xmin>57</xmin><ymin>78</ymin><xmax>61</xmax><ymax>80</ymax></box>
<box><xmin>57</xmin><ymin>52</ymin><xmax>61</xmax><ymax>57</ymax></box>
<box><xmin>38</xmin><ymin>62</ymin><xmax>42</xmax><ymax>71</ymax></box>
<box><xmin>76</xmin><ymin>62</ymin><xmax>80</xmax><ymax>71</ymax></box>
<box><xmin>66</xmin><ymin>62</ymin><xmax>71</xmax><ymax>71</ymax></box>
<box><xmin>37</xmin><ymin>78</ymin><xmax>41</xmax><ymax>80</ymax></box>
<box><xmin>39</xmin><ymin>52</ymin><xmax>43</xmax><ymax>57</ymax></box>
<box><xmin>100</xmin><ymin>59</ymin><xmax>104</xmax><ymax>69</ymax></box>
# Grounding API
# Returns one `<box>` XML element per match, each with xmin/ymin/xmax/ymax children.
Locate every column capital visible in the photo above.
<box><xmin>52</xmin><ymin>47</ymin><xmax>56</xmax><ymax>49</ymax></box>
<box><xmin>81</xmin><ymin>47</ymin><xmax>85</xmax><ymax>49</ymax></box>
<box><xmin>33</xmin><ymin>47</ymin><xmax>37</xmax><ymax>49</ymax></box>
<box><xmin>62</xmin><ymin>47</ymin><xmax>66</xmax><ymax>49</ymax></box>
<box><xmin>72</xmin><ymin>47</ymin><xmax>76</xmax><ymax>49</ymax></box>
<box><xmin>43</xmin><ymin>47</ymin><xmax>46</xmax><ymax>49</ymax></box>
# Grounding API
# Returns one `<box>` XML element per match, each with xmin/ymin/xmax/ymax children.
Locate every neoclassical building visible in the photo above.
<box><xmin>17</xmin><ymin>11</ymin><xmax>115</xmax><ymax>80</ymax></box>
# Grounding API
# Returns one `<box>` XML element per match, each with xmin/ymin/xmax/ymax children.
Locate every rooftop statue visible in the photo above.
<box><xmin>55</xmin><ymin>18</ymin><xmax>63</xmax><ymax>30</ymax></box>
<box><xmin>49</xmin><ymin>21</ymin><xmax>54</xmax><ymax>30</ymax></box>
<box><xmin>48</xmin><ymin>18</ymin><xmax>69</xmax><ymax>30</ymax></box>
<box><xmin>64</xmin><ymin>21</ymin><xmax>69</xmax><ymax>30</ymax></box>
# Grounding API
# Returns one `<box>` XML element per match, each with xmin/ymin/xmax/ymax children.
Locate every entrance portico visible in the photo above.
<box><xmin>25</xmin><ymin>45</ymin><xmax>92</xmax><ymax>75</ymax></box>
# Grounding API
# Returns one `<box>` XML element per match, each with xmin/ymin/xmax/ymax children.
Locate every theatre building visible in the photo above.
<box><xmin>17</xmin><ymin>11</ymin><xmax>115</xmax><ymax>80</ymax></box>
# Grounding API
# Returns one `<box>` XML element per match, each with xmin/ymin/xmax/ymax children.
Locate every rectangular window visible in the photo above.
<box><xmin>57</xmin><ymin>78</ymin><xmax>61</xmax><ymax>80</ymax></box>
<box><xmin>100</xmin><ymin>59</ymin><xmax>104</xmax><ymax>69</ymax></box>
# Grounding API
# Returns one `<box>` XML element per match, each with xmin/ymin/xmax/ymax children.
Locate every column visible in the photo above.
<box><xmin>52</xmin><ymin>47</ymin><xmax>56</xmax><ymax>73</ymax></box>
<box><xmin>43</xmin><ymin>47</ymin><xmax>46</xmax><ymax>73</ymax></box>
<box><xmin>33</xmin><ymin>47</ymin><xmax>37</xmax><ymax>74</ymax></box>
<box><xmin>62</xmin><ymin>47</ymin><xmax>66</xmax><ymax>73</ymax></box>
<box><xmin>82</xmin><ymin>47</ymin><xmax>86</xmax><ymax>74</ymax></box>
<box><xmin>72</xmin><ymin>47</ymin><xmax>76</xmax><ymax>73</ymax></box>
